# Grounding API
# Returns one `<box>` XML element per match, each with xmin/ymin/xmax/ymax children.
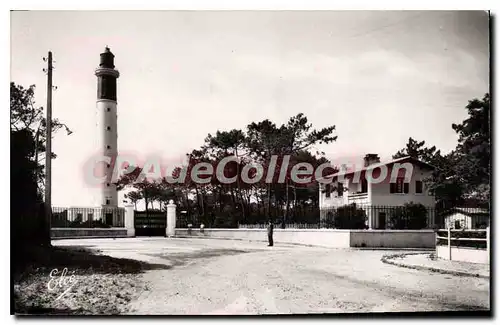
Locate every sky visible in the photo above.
<box><xmin>10</xmin><ymin>10</ymin><xmax>489</xmax><ymax>207</ymax></box>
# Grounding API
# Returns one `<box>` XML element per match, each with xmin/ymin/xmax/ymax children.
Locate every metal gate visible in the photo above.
<box><xmin>134</xmin><ymin>211</ymin><xmax>166</xmax><ymax>237</ymax></box>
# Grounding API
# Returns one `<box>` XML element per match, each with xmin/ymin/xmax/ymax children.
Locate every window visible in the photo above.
<box><xmin>105</xmin><ymin>199</ymin><xmax>110</xmax><ymax>205</ymax></box>
<box><xmin>416</xmin><ymin>180</ymin><xmax>423</xmax><ymax>194</ymax></box>
<box><xmin>107</xmin><ymin>107</ymin><xmax>111</xmax><ymax>112</ymax></box>
<box><xmin>325</xmin><ymin>184</ymin><xmax>331</xmax><ymax>198</ymax></box>
<box><xmin>106</xmin><ymin>183</ymin><xmax>110</xmax><ymax>187</ymax></box>
<box><xmin>337</xmin><ymin>182</ymin><xmax>344</xmax><ymax>197</ymax></box>
<box><xmin>454</xmin><ymin>220</ymin><xmax>461</xmax><ymax>229</ymax></box>
<box><xmin>390</xmin><ymin>177</ymin><xmax>409</xmax><ymax>194</ymax></box>
<box><xmin>106</xmin><ymin>145</ymin><xmax>111</xmax><ymax>149</ymax></box>
<box><xmin>361</xmin><ymin>179</ymin><xmax>368</xmax><ymax>193</ymax></box>
<box><xmin>88</xmin><ymin>213</ymin><xmax>93</xmax><ymax>221</ymax></box>
<box><xmin>107</xmin><ymin>164</ymin><xmax>111</xmax><ymax>168</ymax></box>
<box><xmin>106</xmin><ymin>126</ymin><xmax>111</xmax><ymax>131</ymax></box>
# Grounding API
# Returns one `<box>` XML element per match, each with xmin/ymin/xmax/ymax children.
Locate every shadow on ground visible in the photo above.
<box><xmin>13</xmin><ymin>244</ymin><xmax>171</xmax><ymax>315</ymax></box>
<box><xmin>14</xmin><ymin>244</ymin><xmax>171</xmax><ymax>280</ymax></box>
<box><xmin>145</xmin><ymin>248</ymin><xmax>254</xmax><ymax>267</ymax></box>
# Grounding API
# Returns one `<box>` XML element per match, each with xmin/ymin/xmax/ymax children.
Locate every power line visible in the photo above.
<box><xmin>341</xmin><ymin>11</ymin><xmax>443</xmax><ymax>41</ymax></box>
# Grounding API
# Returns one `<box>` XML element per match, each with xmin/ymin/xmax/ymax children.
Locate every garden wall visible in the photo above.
<box><xmin>349</xmin><ymin>229</ymin><xmax>436</xmax><ymax>248</ymax></box>
<box><xmin>175</xmin><ymin>228</ymin><xmax>435</xmax><ymax>249</ymax></box>
<box><xmin>436</xmin><ymin>245</ymin><xmax>489</xmax><ymax>264</ymax></box>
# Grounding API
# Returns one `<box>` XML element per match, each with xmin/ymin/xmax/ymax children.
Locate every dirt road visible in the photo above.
<box><xmin>53</xmin><ymin>237</ymin><xmax>490</xmax><ymax>315</ymax></box>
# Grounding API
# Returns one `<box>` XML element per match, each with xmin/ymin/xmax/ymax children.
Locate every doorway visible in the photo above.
<box><xmin>378</xmin><ymin>212</ymin><xmax>386</xmax><ymax>229</ymax></box>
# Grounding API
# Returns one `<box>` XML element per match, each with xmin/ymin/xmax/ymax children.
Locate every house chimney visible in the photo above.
<box><xmin>364</xmin><ymin>154</ymin><xmax>380</xmax><ymax>167</ymax></box>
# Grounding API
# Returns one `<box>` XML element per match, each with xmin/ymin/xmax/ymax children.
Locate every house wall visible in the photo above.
<box><xmin>369</xmin><ymin>166</ymin><xmax>434</xmax><ymax>229</ymax></box>
<box><xmin>319</xmin><ymin>182</ymin><xmax>345</xmax><ymax>209</ymax></box>
<box><xmin>370</xmin><ymin>166</ymin><xmax>434</xmax><ymax>207</ymax></box>
<box><xmin>319</xmin><ymin>165</ymin><xmax>434</xmax><ymax>209</ymax></box>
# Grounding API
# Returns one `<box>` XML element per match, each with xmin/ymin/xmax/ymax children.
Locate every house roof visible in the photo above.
<box><xmin>445</xmin><ymin>207</ymin><xmax>490</xmax><ymax>216</ymax></box>
<box><xmin>317</xmin><ymin>156</ymin><xmax>435</xmax><ymax>182</ymax></box>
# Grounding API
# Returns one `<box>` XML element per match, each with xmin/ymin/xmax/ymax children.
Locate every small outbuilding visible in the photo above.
<box><xmin>444</xmin><ymin>207</ymin><xmax>489</xmax><ymax>229</ymax></box>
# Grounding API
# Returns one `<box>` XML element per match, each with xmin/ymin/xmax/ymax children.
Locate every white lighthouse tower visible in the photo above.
<box><xmin>95</xmin><ymin>47</ymin><xmax>120</xmax><ymax>207</ymax></box>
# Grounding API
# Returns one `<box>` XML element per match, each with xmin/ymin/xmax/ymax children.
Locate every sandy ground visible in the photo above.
<box><xmin>53</xmin><ymin>237</ymin><xmax>490</xmax><ymax>315</ymax></box>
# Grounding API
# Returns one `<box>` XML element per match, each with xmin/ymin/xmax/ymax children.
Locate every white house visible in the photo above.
<box><xmin>444</xmin><ymin>207</ymin><xmax>489</xmax><ymax>229</ymax></box>
<box><xmin>318</xmin><ymin>154</ymin><xmax>436</xmax><ymax>229</ymax></box>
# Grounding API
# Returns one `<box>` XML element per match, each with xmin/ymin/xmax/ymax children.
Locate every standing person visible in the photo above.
<box><xmin>267</xmin><ymin>219</ymin><xmax>274</xmax><ymax>247</ymax></box>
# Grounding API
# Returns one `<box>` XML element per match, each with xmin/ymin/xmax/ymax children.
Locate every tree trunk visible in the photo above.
<box><xmin>194</xmin><ymin>186</ymin><xmax>201</xmax><ymax>215</ymax></box>
<box><xmin>144</xmin><ymin>193</ymin><xmax>149</xmax><ymax>216</ymax></box>
<box><xmin>201</xmin><ymin>188</ymin><xmax>206</xmax><ymax>218</ymax></box>
<box><xmin>285</xmin><ymin>178</ymin><xmax>289</xmax><ymax>224</ymax></box>
<box><xmin>267</xmin><ymin>183</ymin><xmax>271</xmax><ymax>221</ymax></box>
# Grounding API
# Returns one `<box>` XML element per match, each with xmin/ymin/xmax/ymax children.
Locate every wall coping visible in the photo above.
<box><xmin>51</xmin><ymin>227</ymin><xmax>126</xmax><ymax>230</ymax></box>
<box><xmin>177</xmin><ymin>228</ymin><xmax>350</xmax><ymax>232</ymax></box>
<box><xmin>176</xmin><ymin>228</ymin><xmax>435</xmax><ymax>233</ymax></box>
<box><xmin>350</xmin><ymin>229</ymin><xmax>435</xmax><ymax>233</ymax></box>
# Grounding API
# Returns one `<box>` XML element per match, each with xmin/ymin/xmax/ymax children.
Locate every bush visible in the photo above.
<box><xmin>324</xmin><ymin>211</ymin><xmax>335</xmax><ymax>228</ymax></box>
<box><xmin>334</xmin><ymin>204</ymin><xmax>367</xmax><ymax>229</ymax></box>
<box><xmin>389</xmin><ymin>202</ymin><xmax>428</xmax><ymax>229</ymax></box>
<box><xmin>65</xmin><ymin>219</ymin><xmax>112</xmax><ymax>228</ymax></box>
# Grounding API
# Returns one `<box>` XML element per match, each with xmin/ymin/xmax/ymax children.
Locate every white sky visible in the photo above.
<box><xmin>10</xmin><ymin>10</ymin><xmax>489</xmax><ymax>207</ymax></box>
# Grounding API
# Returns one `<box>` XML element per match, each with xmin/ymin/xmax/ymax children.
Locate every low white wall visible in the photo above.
<box><xmin>350</xmin><ymin>229</ymin><xmax>436</xmax><ymax>248</ymax></box>
<box><xmin>175</xmin><ymin>228</ymin><xmax>435</xmax><ymax>248</ymax></box>
<box><xmin>436</xmin><ymin>245</ymin><xmax>489</xmax><ymax>264</ymax></box>
<box><xmin>175</xmin><ymin>228</ymin><xmax>351</xmax><ymax>248</ymax></box>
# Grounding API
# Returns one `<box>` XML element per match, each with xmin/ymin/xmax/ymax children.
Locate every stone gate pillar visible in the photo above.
<box><xmin>166</xmin><ymin>200</ymin><xmax>176</xmax><ymax>237</ymax></box>
<box><xmin>125</xmin><ymin>204</ymin><xmax>135</xmax><ymax>237</ymax></box>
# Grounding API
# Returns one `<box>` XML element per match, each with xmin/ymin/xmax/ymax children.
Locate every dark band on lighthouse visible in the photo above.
<box><xmin>96</xmin><ymin>47</ymin><xmax>119</xmax><ymax>101</ymax></box>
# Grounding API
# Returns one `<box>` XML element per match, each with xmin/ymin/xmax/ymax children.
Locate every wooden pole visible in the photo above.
<box><xmin>447</xmin><ymin>227</ymin><xmax>451</xmax><ymax>260</ymax></box>
<box><xmin>45</xmin><ymin>51</ymin><xmax>53</xmax><ymax>240</ymax></box>
<box><xmin>487</xmin><ymin>226</ymin><xmax>490</xmax><ymax>264</ymax></box>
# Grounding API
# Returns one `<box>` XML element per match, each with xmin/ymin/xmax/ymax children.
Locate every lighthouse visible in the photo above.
<box><xmin>95</xmin><ymin>47</ymin><xmax>120</xmax><ymax>207</ymax></box>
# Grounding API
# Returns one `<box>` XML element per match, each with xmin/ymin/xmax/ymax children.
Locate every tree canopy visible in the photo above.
<box><xmin>393</xmin><ymin>93</ymin><xmax>490</xmax><ymax>207</ymax></box>
<box><xmin>11</xmin><ymin>82</ymin><xmax>72</xmax><ymax>247</ymax></box>
<box><xmin>118</xmin><ymin>113</ymin><xmax>337</xmax><ymax>226</ymax></box>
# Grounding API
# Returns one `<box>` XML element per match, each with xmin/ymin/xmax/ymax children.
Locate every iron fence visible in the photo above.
<box><xmin>176</xmin><ymin>205</ymin><xmax>321</xmax><ymax>229</ymax></box>
<box><xmin>176</xmin><ymin>203</ymin><xmax>489</xmax><ymax>230</ymax></box>
<box><xmin>319</xmin><ymin>204</ymin><xmax>439</xmax><ymax>229</ymax></box>
<box><xmin>239</xmin><ymin>223</ymin><xmax>320</xmax><ymax>229</ymax></box>
<box><xmin>51</xmin><ymin>207</ymin><xmax>125</xmax><ymax>228</ymax></box>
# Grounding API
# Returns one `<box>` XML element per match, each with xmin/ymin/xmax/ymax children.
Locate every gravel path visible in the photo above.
<box><xmin>54</xmin><ymin>238</ymin><xmax>490</xmax><ymax>315</ymax></box>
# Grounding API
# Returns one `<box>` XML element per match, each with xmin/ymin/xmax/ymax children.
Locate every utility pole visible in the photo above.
<box><xmin>44</xmin><ymin>51</ymin><xmax>53</xmax><ymax>236</ymax></box>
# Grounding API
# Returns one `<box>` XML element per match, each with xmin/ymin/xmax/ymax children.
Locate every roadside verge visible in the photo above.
<box><xmin>381</xmin><ymin>252</ymin><xmax>490</xmax><ymax>279</ymax></box>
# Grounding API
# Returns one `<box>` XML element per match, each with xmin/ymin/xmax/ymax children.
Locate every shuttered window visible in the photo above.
<box><xmin>337</xmin><ymin>182</ymin><xmax>344</xmax><ymax>197</ymax></box>
<box><xmin>390</xmin><ymin>177</ymin><xmax>409</xmax><ymax>194</ymax></box>
<box><xmin>416</xmin><ymin>180</ymin><xmax>423</xmax><ymax>194</ymax></box>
